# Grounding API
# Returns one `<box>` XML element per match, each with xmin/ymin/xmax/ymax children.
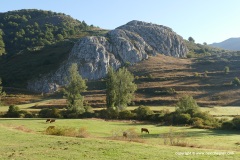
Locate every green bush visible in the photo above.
<box><xmin>4</xmin><ymin>105</ymin><xmax>21</xmax><ymax>118</ymax></box>
<box><xmin>176</xmin><ymin>113</ymin><xmax>191</xmax><ymax>124</ymax></box>
<box><xmin>98</xmin><ymin>108</ymin><xmax>119</xmax><ymax>119</ymax></box>
<box><xmin>191</xmin><ymin>117</ymin><xmax>204</xmax><ymax>128</ymax></box>
<box><xmin>133</xmin><ymin>105</ymin><xmax>154</xmax><ymax>120</ymax></box>
<box><xmin>38</xmin><ymin>108</ymin><xmax>62</xmax><ymax>118</ymax></box>
<box><xmin>232</xmin><ymin>116</ymin><xmax>240</xmax><ymax>130</ymax></box>
<box><xmin>221</xmin><ymin>121</ymin><xmax>234</xmax><ymax>130</ymax></box>
<box><xmin>119</xmin><ymin>110</ymin><xmax>134</xmax><ymax>120</ymax></box>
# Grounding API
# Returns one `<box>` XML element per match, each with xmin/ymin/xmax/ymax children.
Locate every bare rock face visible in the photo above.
<box><xmin>27</xmin><ymin>20</ymin><xmax>188</xmax><ymax>93</ymax></box>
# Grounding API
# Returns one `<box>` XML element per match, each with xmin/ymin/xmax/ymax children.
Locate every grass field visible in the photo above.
<box><xmin>0</xmin><ymin>118</ymin><xmax>239</xmax><ymax>160</ymax></box>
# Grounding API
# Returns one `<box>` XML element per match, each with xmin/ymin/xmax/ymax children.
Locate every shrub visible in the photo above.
<box><xmin>176</xmin><ymin>96</ymin><xmax>199</xmax><ymax>114</ymax></box>
<box><xmin>98</xmin><ymin>108</ymin><xmax>119</xmax><ymax>119</ymax></box>
<box><xmin>46</xmin><ymin>126</ymin><xmax>89</xmax><ymax>138</ymax></box>
<box><xmin>224</xmin><ymin>66</ymin><xmax>229</xmax><ymax>74</ymax></box>
<box><xmin>4</xmin><ymin>105</ymin><xmax>21</xmax><ymax>118</ymax></box>
<box><xmin>134</xmin><ymin>105</ymin><xmax>154</xmax><ymax>120</ymax></box>
<box><xmin>161</xmin><ymin>127</ymin><xmax>188</xmax><ymax>147</ymax></box>
<box><xmin>221</xmin><ymin>121</ymin><xmax>234</xmax><ymax>130</ymax></box>
<box><xmin>38</xmin><ymin>108</ymin><xmax>62</xmax><ymax>118</ymax></box>
<box><xmin>232</xmin><ymin>77</ymin><xmax>240</xmax><ymax>86</ymax></box>
<box><xmin>232</xmin><ymin>116</ymin><xmax>240</xmax><ymax>130</ymax></box>
<box><xmin>119</xmin><ymin>110</ymin><xmax>134</xmax><ymax>120</ymax></box>
<box><xmin>191</xmin><ymin>117</ymin><xmax>204</xmax><ymax>128</ymax></box>
<box><xmin>176</xmin><ymin>113</ymin><xmax>191</xmax><ymax>125</ymax></box>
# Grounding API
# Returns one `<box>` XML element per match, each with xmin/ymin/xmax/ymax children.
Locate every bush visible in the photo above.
<box><xmin>232</xmin><ymin>77</ymin><xmax>240</xmax><ymax>86</ymax></box>
<box><xmin>98</xmin><ymin>108</ymin><xmax>119</xmax><ymax>119</ymax></box>
<box><xmin>221</xmin><ymin>121</ymin><xmax>234</xmax><ymax>130</ymax></box>
<box><xmin>134</xmin><ymin>105</ymin><xmax>154</xmax><ymax>120</ymax></box>
<box><xmin>46</xmin><ymin>126</ymin><xmax>89</xmax><ymax>138</ymax></box>
<box><xmin>232</xmin><ymin>116</ymin><xmax>240</xmax><ymax>130</ymax></box>
<box><xmin>176</xmin><ymin>96</ymin><xmax>199</xmax><ymax>114</ymax></box>
<box><xmin>38</xmin><ymin>108</ymin><xmax>62</xmax><ymax>118</ymax></box>
<box><xmin>119</xmin><ymin>110</ymin><xmax>134</xmax><ymax>120</ymax></box>
<box><xmin>191</xmin><ymin>117</ymin><xmax>204</xmax><ymax>128</ymax></box>
<box><xmin>176</xmin><ymin>113</ymin><xmax>191</xmax><ymax>125</ymax></box>
<box><xmin>4</xmin><ymin>105</ymin><xmax>21</xmax><ymax>118</ymax></box>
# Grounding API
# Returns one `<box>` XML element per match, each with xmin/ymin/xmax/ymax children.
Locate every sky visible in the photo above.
<box><xmin>0</xmin><ymin>0</ymin><xmax>240</xmax><ymax>44</ymax></box>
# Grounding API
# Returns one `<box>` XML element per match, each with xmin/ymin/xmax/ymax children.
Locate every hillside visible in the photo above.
<box><xmin>210</xmin><ymin>38</ymin><xmax>240</xmax><ymax>51</ymax></box>
<box><xmin>79</xmin><ymin>52</ymin><xmax>240</xmax><ymax>107</ymax></box>
<box><xmin>0</xmin><ymin>9</ymin><xmax>107</xmax><ymax>87</ymax></box>
<box><xmin>0</xmin><ymin>9</ymin><xmax>106</xmax><ymax>55</ymax></box>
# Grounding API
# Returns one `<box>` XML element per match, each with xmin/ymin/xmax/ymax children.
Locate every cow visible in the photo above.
<box><xmin>141</xmin><ymin>128</ymin><xmax>149</xmax><ymax>134</ymax></box>
<box><xmin>50</xmin><ymin>119</ymin><xmax>56</xmax><ymax>123</ymax></box>
<box><xmin>46</xmin><ymin>119</ymin><xmax>51</xmax><ymax>123</ymax></box>
<box><xmin>123</xmin><ymin>131</ymin><xmax>128</xmax><ymax>138</ymax></box>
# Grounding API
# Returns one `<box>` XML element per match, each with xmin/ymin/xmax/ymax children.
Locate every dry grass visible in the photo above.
<box><xmin>110</xmin><ymin>127</ymin><xmax>144</xmax><ymax>143</ymax></box>
<box><xmin>45</xmin><ymin>126</ymin><xmax>90</xmax><ymax>138</ymax></box>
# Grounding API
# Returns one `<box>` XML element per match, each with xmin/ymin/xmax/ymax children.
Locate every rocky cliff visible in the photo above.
<box><xmin>27</xmin><ymin>20</ymin><xmax>188</xmax><ymax>93</ymax></box>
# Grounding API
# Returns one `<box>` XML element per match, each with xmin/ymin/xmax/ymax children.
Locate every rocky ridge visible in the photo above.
<box><xmin>27</xmin><ymin>20</ymin><xmax>188</xmax><ymax>93</ymax></box>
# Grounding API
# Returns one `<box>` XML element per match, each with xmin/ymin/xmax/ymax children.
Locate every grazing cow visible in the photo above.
<box><xmin>50</xmin><ymin>119</ymin><xmax>56</xmax><ymax>123</ymax></box>
<box><xmin>123</xmin><ymin>131</ymin><xmax>127</xmax><ymax>138</ymax></box>
<box><xmin>46</xmin><ymin>119</ymin><xmax>51</xmax><ymax>123</ymax></box>
<box><xmin>141</xmin><ymin>128</ymin><xmax>149</xmax><ymax>134</ymax></box>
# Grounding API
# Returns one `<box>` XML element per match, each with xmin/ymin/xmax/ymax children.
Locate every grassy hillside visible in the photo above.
<box><xmin>0</xmin><ymin>119</ymin><xmax>239</xmax><ymax>159</ymax></box>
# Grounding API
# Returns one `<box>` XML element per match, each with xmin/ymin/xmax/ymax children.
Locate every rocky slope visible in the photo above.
<box><xmin>28</xmin><ymin>20</ymin><xmax>188</xmax><ymax>93</ymax></box>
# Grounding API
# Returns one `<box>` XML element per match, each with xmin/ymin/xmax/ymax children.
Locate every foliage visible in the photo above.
<box><xmin>63</xmin><ymin>63</ymin><xmax>87</xmax><ymax>113</ymax></box>
<box><xmin>175</xmin><ymin>95</ymin><xmax>199</xmax><ymax>114</ymax></box>
<box><xmin>4</xmin><ymin>105</ymin><xmax>21</xmax><ymax>117</ymax></box>
<box><xmin>118</xmin><ymin>110</ymin><xmax>135</xmax><ymax>120</ymax></box>
<box><xmin>188</xmin><ymin>37</ymin><xmax>195</xmax><ymax>43</ymax></box>
<box><xmin>38</xmin><ymin>108</ymin><xmax>62</xmax><ymax>118</ymax></box>
<box><xmin>106</xmin><ymin>67</ymin><xmax>137</xmax><ymax>110</ymax></box>
<box><xmin>232</xmin><ymin>116</ymin><xmax>240</xmax><ymax>130</ymax></box>
<box><xmin>231</xmin><ymin>77</ymin><xmax>240</xmax><ymax>86</ymax></box>
<box><xmin>46</xmin><ymin>126</ymin><xmax>89</xmax><ymax>138</ymax></box>
<box><xmin>106</xmin><ymin>67</ymin><xmax>117</xmax><ymax>108</ymax></box>
<box><xmin>0</xmin><ymin>30</ymin><xmax>6</xmax><ymax>55</ymax></box>
<box><xmin>224</xmin><ymin>66</ymin><xmax>230</xmax><ymax>74</ymax></box>
<box><xmin>0</xmin><ymin>9</ymin><xmax>96</xmax><ymax>55</ymax></box>
<box><xmin>134</xmin><ymin>105</ymin><xmax>154</xmax><ymax>120</ymax></box>
<box><xmin>0</xmin><ymin>79</ymin><xmax>6</xmax><ymax>106</ymax></box>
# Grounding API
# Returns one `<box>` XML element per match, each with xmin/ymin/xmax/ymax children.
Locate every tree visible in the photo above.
<box><xmin>106</xmin><ymin>67</ymin><xmax>137</xmax><ymax>110</ymax></box>
<box><xmin>224</xmin><ymin>66</ymin><xmax>229</xmax><ymax>74</ymax></box>
<box><xmin>0</xmin><ymin>30</ymin><xmax>6</xmax><ymax>56</ymax></box>
<box><xmin>176</xmin><ymin>95</ymin><xmax>199</xmax><ymax>114</ymax></box>
<box><xmin>63</xmin><ymin>63</ymin><xmax>87</xmax><ymax>113</ymax></box>
<box><xmin>232</xmin><ymin>77</ymin><xmax>240</xmax><ymax>86</ymax></box>
<box><xmin>188</xmin><ymin>37</ymin><xmax>195</xmax><ymax>43</ymax></box>
<box><xmin>106</xmin><ymin>67</ymin><xmax>117</xmax><ymax>108</ymax></box>
<box><xmin>0</xmin><ymin>79</ymin><xmax>6</xmax><ymax>106</ymax></box>
<box><xmin>203</xmin><ymin>42</ymin><xmax>207</xmax><ymax>45</ymax></box>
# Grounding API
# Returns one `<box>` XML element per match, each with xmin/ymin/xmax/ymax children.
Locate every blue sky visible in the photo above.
<box><xmin>1</xmin><ymin>0</ymin><xmax>239</xmax><ymax>44</ymax></box>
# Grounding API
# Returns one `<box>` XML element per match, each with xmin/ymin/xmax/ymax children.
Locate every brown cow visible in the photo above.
<box><xmin>50</xmin><ymin>119</ymin><xmax>56</xmax><ymax>123</ymax></box>
<box><xmin>141</xmin><ymin>128</ymin><xmax>149</xmax><ymax>134</ymax></box>
<box><xmin>46</xmin><ymin>119</ymin><xmax>51</xmax><ymax>123</ymax></box>
<box><xmin>123</xmin><ymin>131</ymin><xmax>127</xmax><ymax>138</ymax></box>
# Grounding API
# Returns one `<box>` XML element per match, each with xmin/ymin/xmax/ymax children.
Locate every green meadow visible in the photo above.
<box><xmin>0</xmin><ymin>118</ymin><xmax>239</xmax><ymax>160</ymax></box>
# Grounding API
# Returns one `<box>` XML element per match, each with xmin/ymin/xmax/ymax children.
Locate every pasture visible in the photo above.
<box><xmin>0</xmin><ymin>118</ymin><xmax>239</xmax><ymax>159</ymax></box>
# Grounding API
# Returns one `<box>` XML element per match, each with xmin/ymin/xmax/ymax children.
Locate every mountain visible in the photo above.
<box><xmin>209</xmin><ymin>37</ymin><xmax>240</xmax><ymax>51</ymax></box>
<box><xmin>27</xmin><ymin>20</ymin><xmax>188</xmax><ymax>93</ymax></box>
<box><xmin>0</xmin><ymin>9</ymin><xmax>102</xmax><ymax>55</ymax></box>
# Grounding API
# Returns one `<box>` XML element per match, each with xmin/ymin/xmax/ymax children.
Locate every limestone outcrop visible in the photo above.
<box><xmin>27</xmin><ymin>20</ymin><xmax>188</xmax><ymax>93</ymax></box>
